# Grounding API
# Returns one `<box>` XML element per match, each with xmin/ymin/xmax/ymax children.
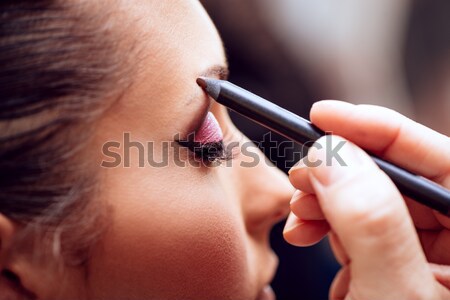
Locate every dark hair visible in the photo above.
<box><xmin>0</xmin><ymin>0</ymin><xmax>129</xmax><ymax>264</ymax></box>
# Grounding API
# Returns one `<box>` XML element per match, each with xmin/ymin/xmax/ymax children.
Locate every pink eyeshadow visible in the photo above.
<box><xmin>194</xmin><ymin>112</ymin><xmax>223</xmax><ymax>143</ymax></box>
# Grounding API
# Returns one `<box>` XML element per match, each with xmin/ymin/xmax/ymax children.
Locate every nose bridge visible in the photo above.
<box><xmin>239</xmin><ymin>154</ymin><xmax>294</xmax><ymax>235</ymax></box>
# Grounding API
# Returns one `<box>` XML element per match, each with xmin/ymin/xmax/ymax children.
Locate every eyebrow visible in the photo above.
<box><xmin>185</xmin><ymin>64</ymin><xmax>229</xmax><ymax>106</ymax></box>
<box><xmin>200</xmin><ymin>65</ymin><xmax>229</xmax><ymax>80</ymax></box>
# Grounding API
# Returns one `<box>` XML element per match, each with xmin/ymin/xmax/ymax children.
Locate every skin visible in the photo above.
<box><xmin>285</xmin><ymin>101</ymin><xmax>450</xmax><ymax>299</ymax></box>
<box><xmin>0</xmin><ymin>1</ymin><xmax>293</xmax><ymax>299</ymax></box>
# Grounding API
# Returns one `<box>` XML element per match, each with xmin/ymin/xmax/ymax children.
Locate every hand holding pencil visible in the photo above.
<box><xmin>284</xmin><ymin>100</ymin><xmax>450</xmax><ymax>300</ymax></box>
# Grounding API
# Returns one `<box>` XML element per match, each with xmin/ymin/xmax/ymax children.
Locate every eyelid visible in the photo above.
<box><xmin>182</xmin><ymin>94</ymin><xmax>211</xmax><ymax>141</ymax></box>
<box><xmin>193</xmin><ymin>104</ymin><xmax>212</xmax><ymax>133</ymax></box>
<box><xmin>177</xmin><ymin>108</ymin><xmax>239</xmax><ymax>165</ymax></box>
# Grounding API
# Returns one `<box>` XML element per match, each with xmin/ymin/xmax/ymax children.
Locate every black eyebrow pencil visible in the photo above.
<box><xmin>197</xmin><ymin>77</ymin><xmax>450</xmax><ymax>216</ymax></box>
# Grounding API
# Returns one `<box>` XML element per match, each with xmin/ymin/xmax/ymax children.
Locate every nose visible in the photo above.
<box><xmin>235</xmin><ymin>144</ymin><xmax>295</xmax><ymax>236</ymax></box>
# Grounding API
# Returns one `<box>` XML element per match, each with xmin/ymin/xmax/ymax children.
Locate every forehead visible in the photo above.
<box><xmin>125</xmin><ymin>0</ymin><xmax>226</xmax><ymax>82</ymax></box>
<box><xmin>101</xmin><ymin>0</ymin><xmax>226</xmax><ymax>137</ymax></box>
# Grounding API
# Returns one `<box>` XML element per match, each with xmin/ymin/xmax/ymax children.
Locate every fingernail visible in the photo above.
<box><xmin>288</xmin><ymin>159</ymin><xmax>306</xmax><ymax>175</ymax></box>
<box><xmin>312</xmin><ymin>100</ymin><xmax>355</xmax><ymax>111</ymax></box>
<box><xmin>290</xmin><ymin>190</ymin><xmax>302</xmax><ymax>205</ymax></box>
<box><xmin>308</xmin><ymin>136</ymin><xmax>367</xmax><ymax>186</ymax></box>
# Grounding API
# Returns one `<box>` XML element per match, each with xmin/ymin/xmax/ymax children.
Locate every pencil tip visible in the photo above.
<box><xmin>196</xmin><ymin>77</ymin><xmax>221</xmax><ymax>99</ymax></box>
<box><xmin>196</xmin><ymin>77</ymin><xmax>208</xmax><ymax>89</ymax></box>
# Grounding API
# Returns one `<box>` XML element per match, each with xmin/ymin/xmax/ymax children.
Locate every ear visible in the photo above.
<box><xmin>0</xmin><ymin>214</ymin><xmax>37</xmax><ymax>300</ymax></box>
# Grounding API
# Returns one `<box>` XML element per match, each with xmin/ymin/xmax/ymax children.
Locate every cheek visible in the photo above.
<box><xmin>88</xmin><ymin>167</ymin><xmax>252</xmax><ymax>300</ymax></box>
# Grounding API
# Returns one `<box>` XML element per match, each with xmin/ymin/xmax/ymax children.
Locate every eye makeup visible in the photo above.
<box><xmin>177</xmin><ymin>111</ymin><xmax>233</xmax><ymax>164</ymax></box>
<box><xmin>194</xmin><ymin>112</ymin><xmax>223</xmax><ymax>144</ymax></box>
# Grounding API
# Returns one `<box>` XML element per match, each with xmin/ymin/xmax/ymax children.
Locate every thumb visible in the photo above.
<box><xmin>307</xmin><ymin>136</ymin><xmax>437</xmax><ymax>298</ymax></box>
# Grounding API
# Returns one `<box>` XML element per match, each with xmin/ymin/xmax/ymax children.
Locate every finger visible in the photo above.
<box><xmin>418</xmin><ymin>230</ymin><xmax>450</xmax><ymax>265</ymax></box>
<box><xmin>283</xmin><ymin>212</ymin><xmax>330</xmax><ymax>246</ymax></box>
<box><xmin>329</xmin><ymin>265</ymin><xmax>350</xmax><ymax>300</ymax></box>
<box><xmin>308</xmin><ymin>135</ymin><xmax>436</xmax><ymax>294</ymax></box>
<box><xmin>430</xmin><ymin>263</ymin><xmax>450</xmax><ymax>290</ymax></box>
<box><xmin>404</xmin><ymin>196</ymin><xmax>442</xmax><ymax>230</ymax></box>
<box><xmin>289</xmin><ymin>159</ymin><xmax>315</xmax><ymax>194</ymax></box>
<box><xmin>435</xmin><ymin>212</ymin><xmax>450</xmax><ymax>229</ymax></box>
<box><xmin>290</xmin><ymin>191</ymin><xmax>324</xmax><ymax>220</ymax></box>
<box><xmin>310</xmin><ymin>100</ymin><xmax>450</xmax><ymax>182</ymax></box>
<box><xmin>329</xmin><ymin>231</ymin><xmax>349</xmax><ymax>266</ymax></box>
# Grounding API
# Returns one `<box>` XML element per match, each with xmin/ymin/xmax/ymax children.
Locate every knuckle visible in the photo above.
<box><xmin>347</xmin><ymin>201</ymin><xmax>400</xmax><ymax>237</ymax></box>
<box><xmin>324</xmin><ymin>168</ymin><xmax>415</xmax><ymax>248</ymax></box>
<box><xmin>334</xmin><ymin>172</ymin><xmax>406</xmax><ymax>239</ymax></box>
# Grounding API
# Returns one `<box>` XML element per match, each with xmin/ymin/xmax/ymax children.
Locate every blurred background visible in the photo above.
<box><xmin>201</xmin><ymin>1</ymin><xmax>450</xmax><ymax>299</ymax></box>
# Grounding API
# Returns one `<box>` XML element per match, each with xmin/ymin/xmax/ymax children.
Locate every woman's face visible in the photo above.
<box><xmin>73</xmin><ymin>1</ymin><xmax>293</xmax><ymax>299</ymax></box>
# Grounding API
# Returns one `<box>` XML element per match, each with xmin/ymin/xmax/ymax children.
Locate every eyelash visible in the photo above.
<box><xmin>177</xmin><ymin>139</ymin><xmax>234</xmax><ymax>165</ymax></box>
<box><xmin>176</xmin><ymin>110</ymin><xmax>242</xmax><ymax>166</ymax></box>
